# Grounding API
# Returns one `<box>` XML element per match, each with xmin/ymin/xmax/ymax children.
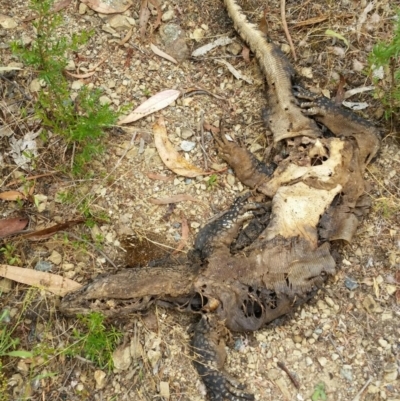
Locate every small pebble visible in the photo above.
<box><xmin>345</xmin><ymin>277</ymin><xmax>358</xmax><ymax>290</ymax></box>
<box><xmin>34</xmin><ymin>261</ymin><xmax>52</xmax><ymax>272</ymax></box>
<box><xmin>180</xmin><ymin>140</ymin><xmax>196</xmax><ymax>151</ymax></box>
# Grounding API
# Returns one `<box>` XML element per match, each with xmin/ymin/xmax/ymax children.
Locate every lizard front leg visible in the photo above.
<box><xmin>294</xmin><ymin>86</ymin><xmax>380</xmax><ymax>164</ymax></box>
<box><xmin>192</xmin><ymin>193</ymin><xmax>271</xmax><ymax>260</ymax></box>
<box><xmin>212</xmin><ymin>121</ymin><xmax>276</xmax><ymax>190</ymax></box>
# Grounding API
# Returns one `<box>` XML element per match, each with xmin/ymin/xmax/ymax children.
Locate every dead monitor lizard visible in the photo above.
<box><xmin>60</xmin><ymin>0</ymin><xmax>381</xmax><ymax>399</ymax></box>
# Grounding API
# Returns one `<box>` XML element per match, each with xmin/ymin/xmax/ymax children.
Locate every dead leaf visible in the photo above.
<box><xmin>118</xmin><ymin>27</ymin><xmax>133</xmax><ymax>46</ymax></box>
<box><xmin>215</xmin><ymin>59</ymin><xmax>253</xmax><ymax>84</ymax></box>
<box><xmin>153</xmin><ymin>117</ymin><xmax>207</xmax><ymax>177</ymax></box>
<box><xmin>150</xmin><ymin>43</ymin><xmax>177</xmax><ymax>64</ymax></box>
<box><xmin>173</xmin><ymin>214</ymin><xmax>189</xmax><ymax>254</ymax></box>
<box><xmin>80</xmin><ymin>0</ymin><xmax>133</xmax><ymax>14</ymax></box>
<box><xmin>344</xmin><ymin>86</ymin><xmax>374</xmax><ymax>99</ymax></box>
<box><xmin>0</xmin><ymin>218</ymin><xmax>29</xmax><ymax>238</ymax></box>
<box><xmin>0</xmin><ymin>191</ymin><xmax>26</xmax><ymax>201</ymax></box>
<box><xmin>22</xmin><ymin>219</ymin><xmax>85</xmax><ymax>241</ymax></box>
<box><xmin>241</xmin><ymin>46</ymin><xmax>250</xmax><ymax>63</ymax></box>
<box><xmin>146</xmin><ymin>172</ymin><xmax>173</xmax><ymax>181</ymax></box>
<box><xmin>335</xmin><ymin>75</ymin><xmax>346</xmax><ymax>105</ymax></box>
<box><xmin>342</xmin><ymin>101</ymin><xmax>369</xmax><ymax>111</ymax></box>
<box><xmin>191</xmin><ymin>37</ymin><xmax>233</xmax><ymax>57</ymax></box>
<box><xmin>0</xmin><ymin>264</ymin><xmax>82</xmax><ymax>296</ymax></box>
<box><xmin>0</xmin><ymin>66</ymin><xmax>22</xmax><ymax>72</ymax></box>
<box><xmin>373</xmin><ymin>277</ymin><xmax>380</xmax><ymax>298</ymax></box>
<box><xmin>149</xmin><ymin>194</ymin><xmax>198</xmax><ymax>204</ymax></box>
<box><xmin>119</xmin><ymin>89</ymin><xmax>180</xmax><ymax>124</ymax></box>
<box><xmin>139</xmin><ymin>0</ymin><xmax>151</xmax><ymax>39</ymax></box>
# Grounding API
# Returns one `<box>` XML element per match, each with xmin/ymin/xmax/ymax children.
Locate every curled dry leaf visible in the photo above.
<box><xmin>153</xmin><ymin>117</ymin><xmax>207</xmax><ymax>178</ymax></box>
<box><xmin>150</xmin><ymin>43</ymin><xmax>177</xmax><ymax>64</ymax></box>
<box><xmin>0</xmin><ymin>218</ymin><xmax>29</xmax><ymax>238</ymax></box>
<box><xmin>0</xmin><ymin>264</ymin><xmax>82</xmax><ymax>296</ymax></box>
<box><xmin>149</xmin><ymin>194</ymin><xmax>198</xmax><ymax>204</ymax></box>
<box><xmin>81</xmin><ymin>0</ymin><xmax>133</xmax><ymax>14</ymax></box>
<box><xmin>118</xmin><ymin>89</ymin><xmax>180</xmax><ymax>124</ymax></box>
<box><xmin>0</xmin><ymin>191</ymin><xmax>26</xmax><ymax>201</ymax></box>
<box><xmin>119</xmin><ymin>27</ymin><xmax>133</xmax><ymax>46</ymax></box>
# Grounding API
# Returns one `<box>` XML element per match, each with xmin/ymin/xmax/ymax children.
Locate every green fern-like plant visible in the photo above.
<box><xmin>69</xmin><ymin>312</ymin><xmax>122</xmax><ymax>370</ymax></box>
<box><xmin>369</xmin><ymin>10</ymin><xmax>400</xmax><ymax>124</ymax></box>
<box><xmin>11</xmin><ymin>0</ymin><xmax>119</xmax><ymax>174</ymax></box>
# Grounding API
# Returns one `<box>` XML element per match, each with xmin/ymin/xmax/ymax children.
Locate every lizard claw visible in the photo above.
<box><xmin>292</xmin><ymin>86</ymin><xmax>328</xmax><ymax>116</ymax></box>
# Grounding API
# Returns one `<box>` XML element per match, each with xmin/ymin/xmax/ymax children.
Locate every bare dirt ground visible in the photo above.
<box><xmin>1</xmin><ymin>0</ymin><xmax>400</xmax><ymax>400</ymax></box>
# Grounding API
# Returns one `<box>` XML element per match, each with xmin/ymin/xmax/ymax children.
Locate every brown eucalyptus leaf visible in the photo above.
<box><xmin>0</xmin><ymin>218</ymin><xmax>29</xmax><ymax>238</ymax></box>
<box><xmin>0</xmin><ymin>191</ymin><xmax>26</xmax><ymax>201</ymax></box>
<box><xmin>150</xmin><ymin>43</ymin><xmax>177</xmax><ymax>64</ymax></box>
<box><xmin>0</xmin><ymin>264</ymin><xmax>82</xmax><ymax>296</ymax></box>
<box><xmin>119</xmin><ymin>90</ymin><xmax>180</xmax><ymax>124</ymax></box>
<box><xmin>153</xmin><ymin>117</ymin><xmax>206</xmax><ymax>177</ymax></box>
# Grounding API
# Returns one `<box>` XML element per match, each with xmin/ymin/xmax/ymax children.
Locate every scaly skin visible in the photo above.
<box><xmin>60</xmin><ymin>1</ymin><xmax>381</xmax><ymax>400</ymax></box>
<box><xmin>223</xmin><ymin>0</ymin><xmax>321</xmax><ymax>142</ymax></box>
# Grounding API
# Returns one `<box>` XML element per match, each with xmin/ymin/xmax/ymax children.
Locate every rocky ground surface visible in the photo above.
<box><xmin>0</xmin><ymin>0</ymin><xmax>400</xmax><ymax>400</ymax></box>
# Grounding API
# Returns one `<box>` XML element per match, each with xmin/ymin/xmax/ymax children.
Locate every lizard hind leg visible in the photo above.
<box><xmin>192</xmin><ymin>315</ymin><xmax>255</xmax><ymax>401</ymax></box>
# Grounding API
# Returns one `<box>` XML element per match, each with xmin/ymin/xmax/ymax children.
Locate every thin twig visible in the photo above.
<box><xmin>277</xmin><ymin>361</ymin><xmax>300</xmax><ymax>389</ymax></box>
<box><xmin>61</xmin><ymin>231</ymin><xmax>117</xmax><ymax>269</ymax></box>
<box><xmin>280</xmin><ymin>0</ymin><xmax>297</xmax><ymax>61</ymax></box>
<box><xmin>6</xmin><ymin>172</ymin><xmax>57</xmax><ymax>187</ymax></box>
<box><xmin>104</xmin><ymin>131</ymin><xmax>137</xmax><ymax>181</ymax></box>
<box><xmin>351</xmin><ymin>377</ymin><xmax>372</xmax><ymax>401</ymax></box>
<box><xmin>199</xmin><ymin>111</ymin><xmax>208</xmax><ymax>171</ymax></box>
<box><xmin>0</xmin><ymin>75</ymin><xmax>32</xmax><ymax>101</ymax></box>
<box><xmin>327</xmin><ymin>334</ymin><xmax>344</xmax><ymax>363</ymax></box>
<box><xmin>70</xmin><ymin>142</ymin><xmax>76</xmax><ymax>171</ymax></box>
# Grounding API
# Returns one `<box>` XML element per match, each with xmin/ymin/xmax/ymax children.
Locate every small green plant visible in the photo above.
<box><xmin>0</xmin><ymin>244</ymin><xmax>22</xmax><ymax>266</ymax></box>
<box><xmin>0</xmin><ymin>294</ymin><xmax>36</xmax><ymax>360</ymax></box>
<box><xmin>369</xmin><ymin>10</ymin><xmax>400</xmax><ymax>123</ymax></box>
<box><xmin>11</xmin><ymin>0</ymin><xmax>119</xmax><ymax>175</ymax></box>
<box><xmin>69</xmin><ymin>312</ymin><xmax>122</xmax><ymax>370</ymax></box>
<box><xmin>311</xmin><ymin>382</ymin><xmax>327</xmax><ymax>401</ymax></box>
<box><xmin>207</xmin><ymin>174</ymin><xmax>218</xmax><ymax>190</ymax></box>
